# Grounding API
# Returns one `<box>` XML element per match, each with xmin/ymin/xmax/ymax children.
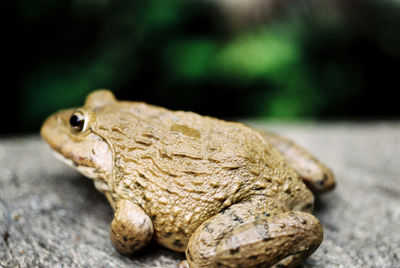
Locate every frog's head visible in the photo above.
<box><xmin>41</xmin><ymin>90</ymin><xmax>116</xmax><ymax>184</ymax></box>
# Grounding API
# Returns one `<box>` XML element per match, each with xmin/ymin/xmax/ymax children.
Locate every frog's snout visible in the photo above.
<box><xmin>41</xmin><ymin>109</ymin><xmax>113</xmax><ymax>182</ymax></box>
<box><xmin>41</xmin><ymin>109</ymin><xmax>75</xmax><ymax>154</ymax></box>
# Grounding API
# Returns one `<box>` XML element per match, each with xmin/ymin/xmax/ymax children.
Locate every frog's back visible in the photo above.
<box><xmin>93</xmin><ymin>102</ymin><xmax>311</xmax><ymax>250</ymax></box>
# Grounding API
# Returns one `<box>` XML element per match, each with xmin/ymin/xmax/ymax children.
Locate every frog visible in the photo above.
<box><xmin>41</xmin><ymin>90</ymin><xmax>335</xmax><ymax>268</ymax></box>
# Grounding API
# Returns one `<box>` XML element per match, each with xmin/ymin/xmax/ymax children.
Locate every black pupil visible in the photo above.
<box><xmin>70</xmin><ymin>114</ymin><xmax>84</xmax><ymax>129</ymax></box>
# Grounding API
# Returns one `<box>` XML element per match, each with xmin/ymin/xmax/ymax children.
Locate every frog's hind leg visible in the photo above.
<box><xmin>185</xmin><ymin>198</ymin><xmax>323</xmax><ymax>268</ymax></box>
<box><xmin>258</xmin><ymin>130</ymin><xmax>335</xmax><ymax>193</ymax></box>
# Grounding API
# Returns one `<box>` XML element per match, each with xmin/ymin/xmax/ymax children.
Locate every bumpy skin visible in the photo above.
<box><xmin>257</xmin><ymin>131</ymin><xmax>335</xmax><ymax>193</ymax></box>
<box><xmin>41</xmin><ymin>90</ymin><xmax>335</xmax><ymax>267</ymax></box>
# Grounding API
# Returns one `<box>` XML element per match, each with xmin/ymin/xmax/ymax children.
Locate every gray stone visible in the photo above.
<box><xmin>1</xmin><ymin>122</ymin><xmax>399</xmax><ymax>267</ymax></box>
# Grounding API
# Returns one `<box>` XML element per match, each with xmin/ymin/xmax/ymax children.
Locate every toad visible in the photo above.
<box><xmin>41</xmin><ymin>90</ymin><xmax>335</xmax><ymax>267</ymax></box>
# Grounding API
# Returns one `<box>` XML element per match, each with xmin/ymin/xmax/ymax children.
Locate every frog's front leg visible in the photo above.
<box><xmin>258</xmin><ymin>130</ymin><xmax>335</xmax><ymax>193</ymax></box>
<box><xmin>110</xmin><ymin>199</ymin><xmax>153</xmax><ymax>255</ymax></box>
<box><xmin>185</xmin><ymin>201</ymin><xmax>323</xmax><ymax>268</ymax></box>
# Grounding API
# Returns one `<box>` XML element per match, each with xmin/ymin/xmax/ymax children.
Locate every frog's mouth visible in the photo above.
<box><xmin>52</xmin><ymin>150</ymin><xmax>98</xmax><ymax>180</ymax></box>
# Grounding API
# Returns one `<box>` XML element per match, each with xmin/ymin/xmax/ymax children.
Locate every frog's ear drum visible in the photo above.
<box><xmin>85</xmin><ymin>89</ymin><xmax>117</xmax><ymax>110</ymax></box>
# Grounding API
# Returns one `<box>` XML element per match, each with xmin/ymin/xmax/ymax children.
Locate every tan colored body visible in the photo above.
<box><xmin>41</xmin><ymin>90</ymin><xmax>335</xmax><ymax>267</ymax></box>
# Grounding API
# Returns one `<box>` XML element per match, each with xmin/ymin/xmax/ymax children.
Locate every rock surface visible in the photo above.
<box><xmin>1</xmin><ymin>122</ymin><xmax>399</xmax><ymax>267</ymax></box>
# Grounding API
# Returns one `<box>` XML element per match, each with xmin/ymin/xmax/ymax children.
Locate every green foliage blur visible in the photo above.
<box><xmin>5</xmin><ymin>0</ymin><xmax>400</xmax><ymax>133</ymax></box>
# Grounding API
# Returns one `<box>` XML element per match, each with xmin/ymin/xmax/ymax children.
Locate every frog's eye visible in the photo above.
<box><xmin>69</xmin><ymin>111</ymin><xmax>86</xmax><ymax>132</ymax></box>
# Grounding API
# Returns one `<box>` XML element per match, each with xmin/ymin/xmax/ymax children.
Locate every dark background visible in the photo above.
<box><xmin>4</xmin><ymin>0</ymin><xmax>400</xmax><ymax>134</ymax></box>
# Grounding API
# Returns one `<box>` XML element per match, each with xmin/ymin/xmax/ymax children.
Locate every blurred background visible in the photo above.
<box><xmin>4</xmin><ymin>0</ymin><xmax>400</xmax><ymax>134</ymax></box>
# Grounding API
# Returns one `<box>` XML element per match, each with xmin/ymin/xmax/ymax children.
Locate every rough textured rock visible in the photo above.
<box><xmin>1</xmin><ymin>122</ymin><xmax>399</xmax><ymax>267</ymax></box>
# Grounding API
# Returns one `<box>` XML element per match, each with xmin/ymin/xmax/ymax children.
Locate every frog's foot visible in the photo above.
<box><xmin>110</xmin><ymin>199</ymin><xmax>153</xmax><ymax>255</ymax></box>
<box><xmin>258</xmin><ymin>130</ymin><xmax>335</xmax><ymax>193</ymax></box>
<box><xmin>185</xmin><ymin>202</ymin><xmax>323</xmax><ymax>268</ymax></box>
<box><xmin>178</xmin><ymin>260</ymin><xmax>190</xmax><ymax>268</ymax></box>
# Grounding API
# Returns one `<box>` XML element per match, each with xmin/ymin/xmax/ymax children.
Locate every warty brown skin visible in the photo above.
<box><xmin>41</xmin><ymin>90</ymin><xmax>335</xmax><ymax>267</ymax></box>
<box><xmin>257</xmin><ymin>131</ymin><xmax>335</xmax><ymax>193</ymax></box>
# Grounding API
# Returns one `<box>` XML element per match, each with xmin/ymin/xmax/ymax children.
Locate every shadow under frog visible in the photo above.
<box><xmin>41</xmin><ymin>90</ymin><xmax>335</xmax><ymax>268</ymax></box>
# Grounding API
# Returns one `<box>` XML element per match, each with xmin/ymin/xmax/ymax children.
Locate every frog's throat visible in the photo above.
<box><xmin>52</xmin><ymin>150</ymin><xmax>111</xmax><ymax>193</ymax></box>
